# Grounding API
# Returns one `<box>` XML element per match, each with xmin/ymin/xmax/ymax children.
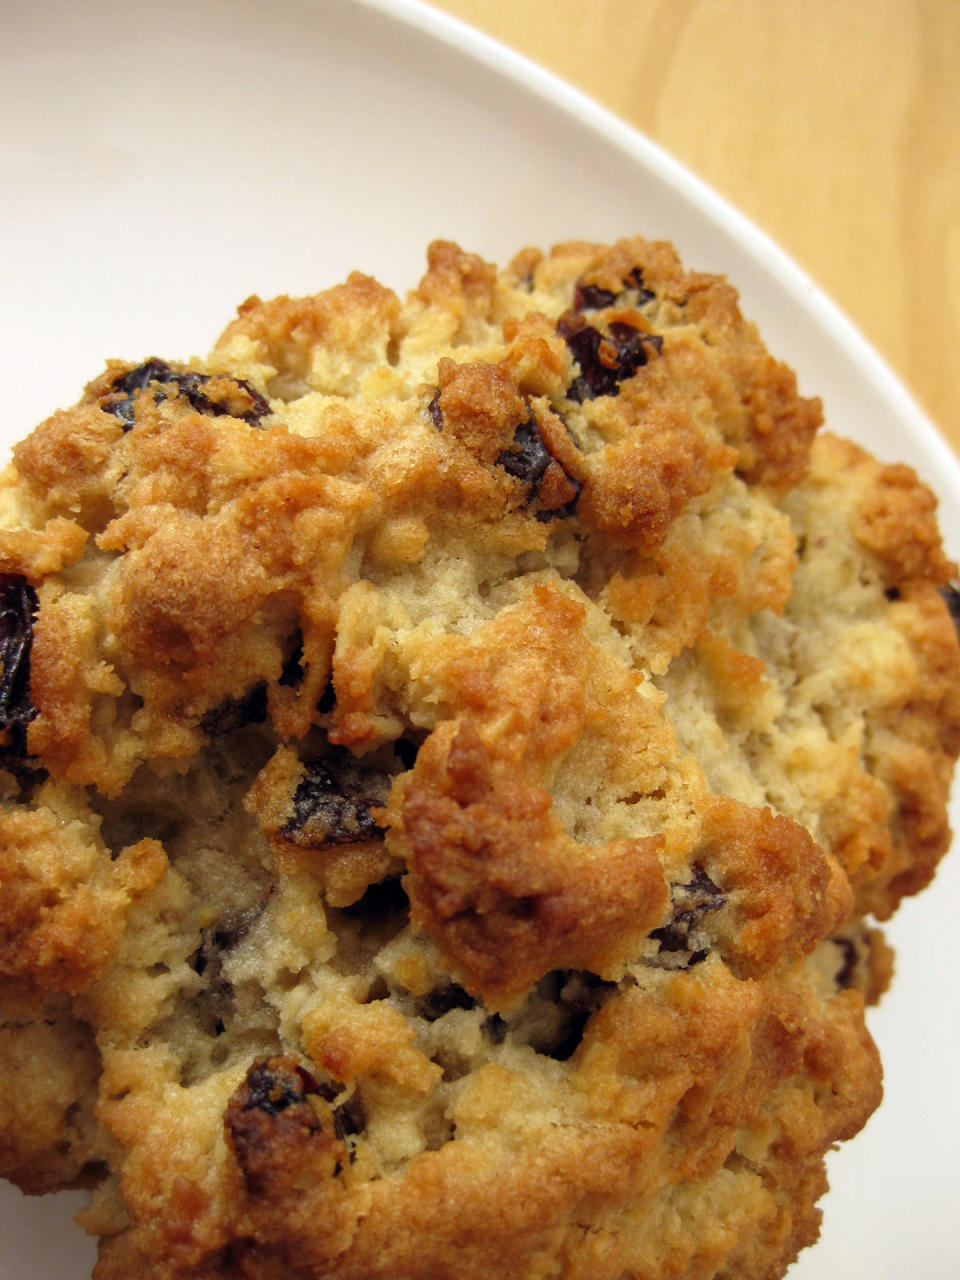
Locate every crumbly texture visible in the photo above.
<box><xmin>1</xmin><ymin>238</ymin><xmax>958</xmax><ymax>1280</ymax></box>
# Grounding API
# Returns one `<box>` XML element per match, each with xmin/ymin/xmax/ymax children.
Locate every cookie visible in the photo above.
<box><xmin>1</xmin><ymin>238</ymin><xmax>957</xmax><ymax>1279</ymax></box>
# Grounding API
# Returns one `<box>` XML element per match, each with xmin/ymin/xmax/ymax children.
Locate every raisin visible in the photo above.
<box><xmin>99</xmin><ymin>359</ymin><xmax>271</xmax><ymax>429</ymax></box>
<box><xmin>176</xmin><ymin>370</ymin><xmax>270</xmax><ymax>424</ymax></box>
<box><xmin>573</xmin><ymin>267</ymin><xmax>655</xmax><ymax>312</ymax></box>
<box><xmin>427</xmin><ymin>388</ymin><xmax>444</xmax><ymax>430</ymax></box>
<box><xmin>189</xmin><ymin>903</ymin><xmax>265</xmax><ymax>1030</ymax></box>
<box><xmin>200</xmin><ymin>683</ymin><xmax>268</xmax><ymax>736</ymax></box>
<box><xmin>429</xmin><ymin>380</ymin><xmax>580</xmax><ymax>520</ymax></box>
<box><xmin>280</xmin><ymin>749</ymin><xmax>390</xmax><ymax>849</ymax></box>
<box><xmin>192</xmin><ymin>904</ymin><xmax>264</xmax><ymax>977</ymax></box>
<box><xmin>242</xmin><ymin>1056</ymin><xmax>327</xmax><ymax>1118</ymax></box>
<box><xmin>833</xmin><ymin>937</ymin><xmax>859</xmax><ymax>990</ymax></box>
<box><xmin>558</xmin><ymin>312</ymin><xmax>662</xmax><ymax>402</ymax></box>
<box><xmin>573</xmin><ymin>282</ymin><xmax>619</xmax><ymax>311</ymax></box>
<box><xmin>496</xmin><ymin>416</ymin><xmax>553</xmax><ymax>487</ymax></box>
<box><xmin>226</xmin><ymin>1055</ymin><xmax>355</xmax><ymax>1191</ymax></box>
<box><xmin>624</xmin><ymin>268</ymin><xmax>655</xmax><ymax>303</ymax></box>
<box><xmin>101</xmin><ymin>359</ymin><xmax>172</xmax><ymax>425</ymax></box>
<box><xmin>0</xmin><ymin>575</ymin><xmax>40</xmax><ymax>756</ymax></box>
<box><xmin>237</xmin><ymin>1057</ymin><xmax>364</xmax><ymax>1143</ymax></box>
<box><xmin>938</xmin><ymin>583</ymin><xmax>960</xmax><ymax>638</ymax></box>
<box><xmin>496</xmin><ymin>414</ymin><xmax>582</xmax><ymax>521</ymax></box>
<box><xmin>650</xmin><ymin>864</ymin><xmax>726</xmax><ymax>966</ymax></box>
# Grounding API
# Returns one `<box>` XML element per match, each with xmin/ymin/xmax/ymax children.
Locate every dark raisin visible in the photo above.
<box><xmin>99</xmin><ymin>359</ymin><xmax>271</xmax><ymax>429</ymax></box>
<box><xmin>176</xmin><ymin>370</ymin><xmax>270</xmax><ymax>425</ymax></box>
<box><xmin>558</xmin><ymin>312</ymin><xmax>662</xmax><ymax>402</ymax></box>
<box><xmin>650</xmin><ymin>864</ymin><xmax>726</xmax><ymax>966</ymax></box>
<box><xmin>225</xmin><ymin>1056</ymin><xmax>351</xmax><ymax>1191</ymax></box>
<box><xmin>189</xmin><ymin>903</ymin><xmax>265</xmax><ymax>1028</ymax></box>
<box><xmin>497</xmin><ymin>416</ymin><xmax>553</xmax><ymax>488</ymax></box>
<box><xmin>109</xmin><ymin>358</ymin><xmax>172</xmax><ymax>396</ymax></box>
<box><xmin>284</xmin><ymin>758</ymin><xmax>381</xmax><ymax>843</ymax></box>
<box><xmin>280</xmin><ymin>749</ymin><xmax>390</xmax><ymax>849</ymax></box>
<box><xmin>938</xmin><ymin>583</ymin><xmax>960</xmax><ymax>638</ymax></box>
<box><xmin>200</xmin><ymin>683</ymin><xmax>268</xmax><ymax>736</ymax></box>
<box><xmin>238</xmin><ymin>1059</ymin><xmax>363</xmax><ymax>1147</ymax></box>
<box><xmin>427</xmin><ymin>389</ymin><xmax>444</xmax><ymax>430</ymax></box>
<box><xmin>572</xmin><ymin>268</ymin><xmax>655</xmax><ymax>313</ymax></box>
<box><xmin>885</xmin><ymin>586</ymin><xmax>902</xmax><ymax>602</ymax></box>
<box><xmin>573</xmin><ymin>282</ymin><xmax>619</xmax><ymax>311</ymax></box>
<box><xmin>624</xmin><ymin>267</ymin><xmax>656</xmax><ymax>304</ymax></box>
<box><xmin>0</xmin><ymin>755</ymin><xmax>48</xmax><ymax>793</ymax></box>
<box><xmin>0</xmin><ymin>575</ymin><xmax>40</xmax><ymax>757</ymax></box>
<box><xmin>192</xmin><ymin>904</ymin><xmax>264</xmax><ymax>976</ymax></box>
<box><xmin>496</xmin><ymin>414</ymin><xmax>582</xmax><ymax>521</ymax></box>
<box><xmin>833</xmin><ymin>938</ymin><xmax>859</xmax><ymax>990</ymax></box>
<box><xmin>243</xmin><ymin>1057</ymin><xmax>325</xmax><ymax>1117</ymax></box>
<box><xmin>535</xmin><ymin>492</ymin><xmax>581</xmax><ymax>523</ymax></box>
<box><xmin>417</xmin><ymin>982</ymin><xmax>477</xmax><ymax>1021</ymax></box>
<box><xmin>100</xmin><ymin>359</ymin><xmax>174</xmax><ymax>426</ymax></box>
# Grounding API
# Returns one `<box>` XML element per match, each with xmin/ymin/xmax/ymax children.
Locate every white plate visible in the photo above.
<box><xmin>2</xmin><ymin>2</ymin><xmax>957</xmax><ymax>1277</ymax></box>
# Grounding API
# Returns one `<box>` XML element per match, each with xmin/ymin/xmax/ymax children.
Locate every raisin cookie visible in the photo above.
<box><xmin>1</xmin><ymin>238</ymin><xmax>958</xmax><ymax>1280</ymax></box>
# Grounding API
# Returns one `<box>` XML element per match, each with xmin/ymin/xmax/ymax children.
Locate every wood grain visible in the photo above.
<box><xmin>428</xmin><ymin>0</ymin><xmax>960</xmax><ymax>456</ymax></box>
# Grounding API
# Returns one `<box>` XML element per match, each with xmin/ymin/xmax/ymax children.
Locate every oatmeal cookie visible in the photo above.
<box><xmin>1</xmin><ymin>238</ymin><xmax>957</xmax><ymax>1279</ymax></box>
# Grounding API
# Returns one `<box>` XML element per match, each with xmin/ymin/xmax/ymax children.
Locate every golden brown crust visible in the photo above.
<box><xmin>0</xmin><ymin>801</ymin><xmax>166</xmax><ymax>994</ymax></box>
<box><xmin>696</xmin><ymin>795</ymin><xmax>853</xmax><ymax>979</ymax></box>
<box><xmin>217</xmin><ymin>272</ymin><xmax>402</xmax><ymax>399</ymax></box>
<box><xmin>537</xmin><ymin>237</ymin><xmax>822</xmax><ymax>496</ymax></box>
<box><xmin>402</xmin><ymin>719</ymin><xmax>668</xmax><ymax>1005</ymax></box>
<box><xmin>577</xmin><ymin>373</ymin><xmax>736</xmax><ymax>551</ymax></box>
<box><xmin>89</xmin><ymin>968</ymin><xmax>883</xmax><ymax>1280</ymax></box>
<box><xmin>776</xmin><ymin>432</ymin><xmax>960</xmax><ymax>918</ymax></box>
<box><xmin>0</xmin><ymin>237</ymin><xmax>956</xmax><ymax>1280</ymax></box>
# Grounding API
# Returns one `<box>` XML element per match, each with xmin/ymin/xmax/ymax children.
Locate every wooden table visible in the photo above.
<box><xmin>429</xmin><ymin>1</ymin><xmax>960</xmax><ymax>458</ymax></box>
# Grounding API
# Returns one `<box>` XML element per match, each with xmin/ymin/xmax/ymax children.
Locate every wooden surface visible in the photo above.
<box><xmin>428</xmin><ymin>0</ymin><xmax>960</xmax><ymax>457</ymax></box>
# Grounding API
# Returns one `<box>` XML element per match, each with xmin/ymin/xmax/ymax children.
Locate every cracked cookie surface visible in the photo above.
<box><xmin>1</xmin><ymin>238</ymin><xmax>958</xmax><ymax>1280</ymax></box>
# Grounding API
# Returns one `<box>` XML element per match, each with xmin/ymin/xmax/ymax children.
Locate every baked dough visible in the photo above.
<box><xmin>1</xmin><ymin>238</ymin><xmax>957</xmax><ymax>1279</ymax></box>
